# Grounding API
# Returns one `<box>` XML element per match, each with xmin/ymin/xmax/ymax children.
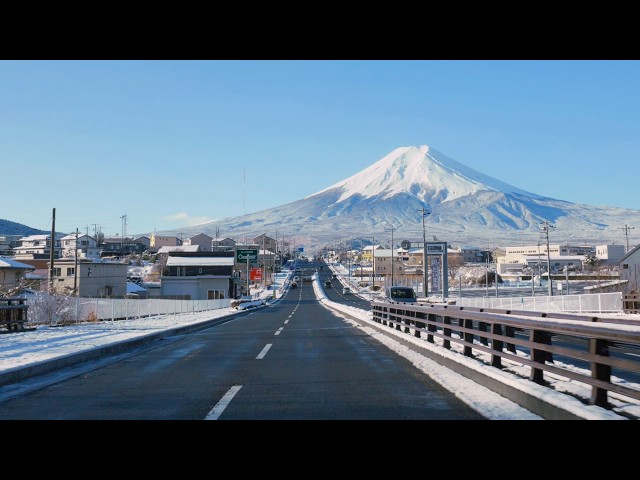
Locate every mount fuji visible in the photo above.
<box><xmin>167</xmin><ymin>145</ymin><xmax>640</xmax><ymax>251</ymax></box>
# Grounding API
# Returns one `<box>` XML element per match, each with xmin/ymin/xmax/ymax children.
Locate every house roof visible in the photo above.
<box><xmin>166</xmin><ymin>257</ymin><xmax>235</xmax><ymax>267</ymax></box>
<box><xmin>620</xmin><ymin>243</ymin><xmax>640</xmax><ymax>264</ymax></box>
<box><xmin>0</xmin><ymin>257</ymin><xmax>36</xmax><ymax>270</ymax></box>
<box><xmin>157</xmin><ymin>245</ymin><xmax>200</xmax><ymax>254</ymax></box>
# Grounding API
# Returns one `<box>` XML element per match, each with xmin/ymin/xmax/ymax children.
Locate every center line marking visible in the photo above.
<box><xmin>204</xmin><ymin>385</ymin><xmax>242</xmax><ymax>420</ymax></box>
<box><xmin>274</xmin><ymin>327</ymin><xmax>284</xmax><ymax>335</ymax></box>
<box><xmin>256</xmin><ymin>343</ymin><xmax>272</xmax><ymax>359</ymax></box>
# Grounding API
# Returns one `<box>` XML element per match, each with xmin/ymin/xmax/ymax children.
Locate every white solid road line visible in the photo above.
<box><xmin>204</xmin><ymin>385</ymin><xmax>243</xmax><ymax>420</ymax></box>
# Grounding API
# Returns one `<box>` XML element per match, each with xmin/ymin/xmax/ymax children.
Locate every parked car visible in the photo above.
<box><xmin>385</xmin><ymin>286</ymin><xmax>417</xmax><ymax>303</ymax></box>
<box><xmin>342</xmin><ymin>287</ymin><xmax>351</xmax><ymax>294</ymax></box>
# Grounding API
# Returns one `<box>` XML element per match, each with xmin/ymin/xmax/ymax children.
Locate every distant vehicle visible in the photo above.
<box><xmin>293</xmin><ymin>276</ymin><xmax>300</xmax><ymax>283</ymax></box>
<box><xmin>385</xmin><ymin>286</ymin><xmax>417</xmax><ymax>303</ymax></box>
<box><xmin>342</xmin><ymin>287</ymin><xmax>351</xmax><ymax>295</ymax></box>
<box><xmin>332</xmin><ymin>274</ymin><xmax>337</xmax><ymax>279</ymax></box>
<box><xmin>290</xmin><ymin>281</ymin><xmax>298</xmax><ymax>289</ymax></box>
<box><xmin>324</xmin><ymin>281</ymin><xmax>332</xmax><ymax>288</ymax></box>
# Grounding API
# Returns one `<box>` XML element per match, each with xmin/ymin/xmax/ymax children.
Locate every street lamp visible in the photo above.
<box><xmin>541</xmin><ymin>221</ymin><xmax>555</xmax><ymax>296</ymax></box>
<box><xmin>385</xmin><ymin>225</ymin><xmax>395</xmax><ymax>288</ymax></box>
<box><xmin>418</xmin><ymin>205</ymin><xmax>431</xmax><ymax>297</ymax></box>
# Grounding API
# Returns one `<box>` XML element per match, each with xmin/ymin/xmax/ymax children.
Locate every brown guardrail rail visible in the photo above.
<box><xmin>371</xmin><ymin>300</ymin><xmax>640</xmax><ymax>408</ymax></box>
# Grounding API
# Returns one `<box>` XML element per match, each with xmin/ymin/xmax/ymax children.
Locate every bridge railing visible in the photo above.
<box><xmin>371</xmin><ymin>300</ymin><xmax>640</xmax><ymax>408</ymax></box>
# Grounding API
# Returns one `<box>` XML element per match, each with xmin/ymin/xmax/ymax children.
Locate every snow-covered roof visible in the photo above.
<box><xmin>0</xmin><ymin>257</ymin><xmax>36</xmax><ymax>270</ymax></box>
<box><xmin>166</xmin><ymin>257</ymin><xmax>235</xmax><ymax>267</ymax></box>
<box><xmin>157</xmin><ymin>245</ymin><xmax>200</xmax><ymax>254</ymax></box>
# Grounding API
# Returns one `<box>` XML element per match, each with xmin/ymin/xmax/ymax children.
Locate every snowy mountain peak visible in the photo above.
<box><xmin>309</xmin><ymin>144</ymin><xmax>539</xmax><ymax>204</ymax></box>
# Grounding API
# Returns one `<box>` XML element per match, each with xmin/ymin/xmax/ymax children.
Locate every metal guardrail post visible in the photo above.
<box><xmin>491</xmin><ymin>323</ymin><xmax>503</xmax><ymax>368</ymax></box>
<box><xmin>589</xmin><ymin>338</ymin><xmax>611</xmax><ymax>407</ymax></box>
<box><xmin>463</xmin><ymin>319</ymin><xmax>474</xmax><ymax>357</ymax></box>
<box><xmin>427</xmin><ymin>313</ymin><xmax>436</xmax><ymax>343</ymax></box>
<box><xmin>478</xmin><ymin>321</ymin><xmax>489</xmax><ymax>346</ymax></box>
<box><xmin>529</xmin><ymin>330</ymin><xmax>553</xmax><ymax>384</ymax></box>
<box><xmin>443</xmin><ymin>315</ymin><xmax>452</xmax><ymax>350</ymax></box>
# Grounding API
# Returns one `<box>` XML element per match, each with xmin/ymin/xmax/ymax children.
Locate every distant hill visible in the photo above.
<box><xmin>0</xmin><ymin>219</ymin><xmax>49</xmax><ymax>237</ymax></box>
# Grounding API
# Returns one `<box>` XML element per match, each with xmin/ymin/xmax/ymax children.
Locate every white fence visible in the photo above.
<box><xmin>453</xmin><ymin>292</ymin><xmax>623</xmax><ymax>314</ymax></box>
<box><xmin>26</xmin><ymin>295</ymin><xmax>231</xmax><ymax>325</ymax></box>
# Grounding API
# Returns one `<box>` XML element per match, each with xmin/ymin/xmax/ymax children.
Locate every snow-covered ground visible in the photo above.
<box><xmin>1</xmin><ymin>269</ymin><xmax>638</xmax><ymax>420</ymax></box>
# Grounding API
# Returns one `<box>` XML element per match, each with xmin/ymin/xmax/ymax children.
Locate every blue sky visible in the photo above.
<box><xmin>1</xmin><ymin>60</ymin><xmax>638</xmax><ymax>237</ymax></box>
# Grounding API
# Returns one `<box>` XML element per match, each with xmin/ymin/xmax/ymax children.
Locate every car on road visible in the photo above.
<box><xmin>324</xmin><ymin>281</ymin><xmax>332</xmax><ymax>288</ymax></box>
<box><xmin>342</xmin><ymin>287</ymin><xmax>351</xmax><ymax>294</ymax></box>
<box><xmin>290</xmin><ymin>281</ymin><xmax>298</xmax><ymax>289</ymax></box>
<box><xmin>385</xmin><ymin>286</ymin><xmax>417</xmax><ymax>303</ymax></box>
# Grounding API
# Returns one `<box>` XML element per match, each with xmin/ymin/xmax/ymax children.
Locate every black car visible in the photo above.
<box><xmin>324</xmin><ymin>281</ymin><xmax>331</xmax><ymax>288</ymax></box>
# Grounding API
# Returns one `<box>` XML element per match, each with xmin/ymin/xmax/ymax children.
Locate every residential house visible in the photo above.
<box><xmin>253</xmin><ymin>234</ymin><xmax>277</xmax><ymax>254</ymax></box>
<box><xmin>0</xmin><ymin>235</ymin><xmax>21</xmax><ymax>256</ymax></box>
<box><xmin>100</xmin><ymin>236</ymin><xmax>148</xmax><ymax>257</ymax></box>
<box><xmin>160</xmin><ymin>251</ymin><xmax>235</xmax><ymax>300</ymax></box>
<box><xmin>49</xmin><ymin>258</ymin><xmax>128</xmax><ymax>297</ymax></box>
<box><xmin>156</xmin><ymin>245</ymin><xmax>200</xmax><ymax>254</ymax></box>
<box><xmin>61</xmin><ymin>233</ymin><xmax>101</xmax><ymax>260</ymax></box>
<box><xmin>134</xmin><ymin>236</ymin><xmax>151</xmax><ymax>251</ymax></box>
<box><xmin>12</xmin><ymin>233</ymin><xmax>64</xmax><ymax>260</ymax></box>
<box><xmin>0</xmin><ymin>257</ymin><xmax>35</xmax><ymax>294</ymax></box>
<box><xmin>183</xmin><ymin>233</ymin><xmax>214</xmax><ymax>251</ymax></box>
<box><xmin>149</xmin><ymin>234</ymin><xmax>182</xmax><ymax>253</ymax></box>
<box><xmin>620</xmin><ymin>244</ymin><xmax>640</xmax><ymax>293</ymax></box>
<box><xmin>212</xmin><ymin>237</ymin><xmax>236</xmax><ymax>252</ymax></box>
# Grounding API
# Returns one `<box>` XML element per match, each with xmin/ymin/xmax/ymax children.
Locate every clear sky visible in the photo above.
<box><xmin>1</xmin><ymin>60</ymin><xmax>639</xmax><ymax>237</ymax></box>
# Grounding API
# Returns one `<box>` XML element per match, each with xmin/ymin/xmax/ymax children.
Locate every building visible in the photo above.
<box><xmin>0</xmin><ymin>235</ymin><xmax>22</xmax><ymax>256</ymax></box>
<box><xmin>134</xmin><ymin>236</ymin><xmax>151</xmax><ymax>251</ymax></box>
<box><xmin>160</xmin><ymin>252</ymin><xmax>235</xmax><ymax>300</ymax></box>
<box><xmin>183</xmin><ymin>233</ymin><xmax>214</xmax><ymax>251</ymax></box>
<box><xmin>156</xmin><ymin>245</ymin><xmax>200</xmax><ymax>254</ymax></box>
<box><xmin>60</xmin><ymin>233</ymin><xmax>101</xmax><ymax>260</ymax></box>
<box><xmin>503</xmin><ymin>244</ymin><xmax>594</xmax><ymax>264</ymax></box>
<box><xmin>49</xmin><ymin>258</ymin><xmax>128</xmax><ymax>297</ymax></box>
<box><xmin>0</xmin><ymin>257</ymin><xmax>35</xmax><ymax>294</ymax></box>
<box><xmin>12</xmin><ymin>234</ymin><xmax>64</xmax><ymax>260</ymax></box>
<box><xmin>149</xmin><ymin>234</ymin><xmax>182</xmax><ymax>253</ymax></box>
<box><xmin>595</xmin><ymin>244</ymin><xmax>626</xmax><ymax>265</ymax></box>
<box><xmin>620</xmin><ymin>244</ymin><xmax>640</xmax><ymax>293</ymax></box>
<box><xmin>212</xmin><ymin>237</ymin><xmax>236</xmax><ymax>251</ymax></box>
<box><xmin>100</xmin><ymin>236</ymin><xmax>147</xmax><ymax>257</ymax></box>
<box><xmin>253</xmin><ymin>234</ymin><xmax>277</xmax><ymax>254</ymax></box>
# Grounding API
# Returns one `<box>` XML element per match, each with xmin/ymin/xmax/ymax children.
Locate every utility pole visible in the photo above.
<box><xmin>385</xmin><ymin>225</ymin><xmax>395</xmax><ymax>288</ymax></box>
<box><xmin>418</xmin><ymin>206</ymin><xmax>431</xmax><ymax>297</ymax></box>
<box><xmin>49</xmin><ymin>207</ymin><xmax>56</xmax><ymax>294</ymax></box>
<box><xmin>621</xmin><ymin>224</ymin><xmax>636</xmax><ymax>253</ymax></box>
<box><xmin>541</xmin><ymin>221</ymin><xmax>555</xmax><ymax>296</ymax></box>
<box><xmin>74</xmin><ymin>228</ymin><xmax>79</xmax><ymax>294</ymax></box>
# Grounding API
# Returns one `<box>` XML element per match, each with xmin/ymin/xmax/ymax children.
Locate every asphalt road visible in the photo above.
<box><xmin>0</xmin><ymin>278</ymin><xmax>485</xmax><ymax>420</ymax></box>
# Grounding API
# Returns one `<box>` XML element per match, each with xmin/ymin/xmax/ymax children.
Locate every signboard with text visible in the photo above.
<box><xmin>237</xmin><ymin>249</ymin><xmax>258</xmax><ymax>263</ymax></box>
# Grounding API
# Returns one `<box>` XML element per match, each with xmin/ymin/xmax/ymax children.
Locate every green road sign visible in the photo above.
<box><xmin>237</xmin><ymin>249</ymin><xmax>258</xmax><ymax>262</ymax></box>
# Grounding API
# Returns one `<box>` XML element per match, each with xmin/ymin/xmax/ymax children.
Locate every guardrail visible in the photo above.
<box><xmin>452</xmin><ymin>292</ymin><xmax>622</xmax><ymax>314</ymax></box>
<box><xmin>371</xmin><ymin>300</ymin><xmax>640</xmax><ymax>408</ymax></box>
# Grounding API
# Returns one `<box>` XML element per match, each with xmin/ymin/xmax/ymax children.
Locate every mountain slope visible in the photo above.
<box><xmin>152</xmin><ymin>145</ymin><xmax>640</xmax><ymax>251</ymax></box>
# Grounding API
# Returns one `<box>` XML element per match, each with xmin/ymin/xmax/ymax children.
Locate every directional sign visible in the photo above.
<box><xmin>237</xmin><ymin>249</ymin><xmax>258</xmax><ymax>262</ymax></box>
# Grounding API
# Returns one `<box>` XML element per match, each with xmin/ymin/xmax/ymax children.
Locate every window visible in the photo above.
<box><xmin>66</xmin><ymin>267</ymin><xmax>75</xmax><ymax>276</ymax></box>
<box><xmin>52</xmin><ymin>267</ymin><xmax>61</xmax><ymax>276</ymax></box>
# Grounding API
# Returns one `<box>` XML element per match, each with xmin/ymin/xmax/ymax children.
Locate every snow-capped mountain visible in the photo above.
<box><xmin>165</xmin><ymin>145</ymin><xmax>640</xmax><ymax>251</ymax></box>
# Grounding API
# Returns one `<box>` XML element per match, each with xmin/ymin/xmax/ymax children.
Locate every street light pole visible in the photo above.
<box><xmin>418</xmin><ymin>206</ymin><xmax>430</xmax><ymax>298</ymax></box>
<box><xmin>385</xmin><ymin>225</ymin><xmax>395</xmax><ymax>288</ymax></box>
<box><xmin>541</xmin><ymin>221</ymin><xmax>555</xmax><ymax>296</ymax></box>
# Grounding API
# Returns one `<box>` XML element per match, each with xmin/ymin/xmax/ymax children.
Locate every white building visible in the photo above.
<box><xmin>60</xmin><ymin>233</ymin><xmax>101</xmax><ymax>260</ymax></box>
<box><xmin>13</xmin><ymin>234</ymin><xmax>63</xmax><ymax>260</ymax></box>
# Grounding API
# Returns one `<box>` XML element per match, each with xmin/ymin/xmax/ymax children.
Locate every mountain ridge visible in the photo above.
<box><xmin>161</xmin><ymin>144</ymin><xmax>639</xmax><ymax>251</ymax></box>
